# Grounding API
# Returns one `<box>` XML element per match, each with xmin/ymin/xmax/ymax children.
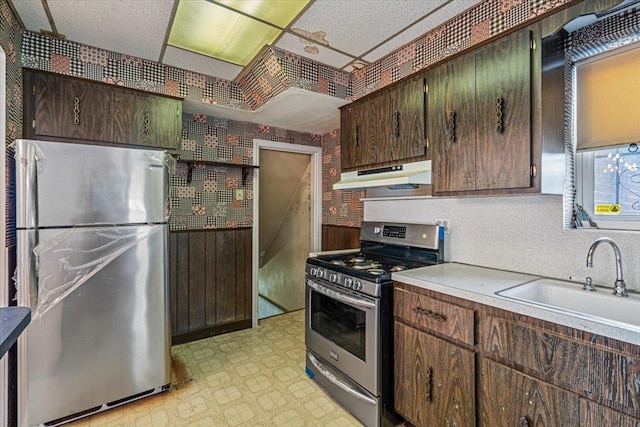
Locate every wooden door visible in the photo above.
<box><xmin>360</xmin><ymin>92</ymin><xmax>387</xmax><ymax>167</ymax></box>
<box><xmin>475</xmin><ymin>28</ymin><xmax>533</xmax><ymax>190</ymax></box>
<box><xmin>30</xmin><ymin>71</ymin><xmax>113</xmax><ymax>142</ymax></box>
<box><xmin>394</xmin><ymin>321</ymin><xmax>475</xmax><ymax>427</ymax></box>
<box><xmin>339</xmin><ymin>104</ymin><xmax>356</xmax><ymax>171</ymax></box>
<box><xmin>429</xmin><ymin>53</ymin><xmax>476</xmax><ymax>193</ymax></box>
<box><xmin>389</xmin><ymin>73</ymin><xmax>428</xmax><ymax>162</ymax></box>
<box><xmin>340</xmin><ymin>102</ymin><xmax>366</xmax><ymax>171</ymax></box>
<box><xmin>130</xmin><ymin>92</ymin><xmax>181</xmax><ymax>149</ymax></box>
<box><xmin>480</xmin><ymin>358</ymin><xmax>580</xmax><ymax>426</ymax></box>
<box><xmin>113</xmin><ymin>89</ymin><xmax>181</xmax><ymax>149</ymax></box>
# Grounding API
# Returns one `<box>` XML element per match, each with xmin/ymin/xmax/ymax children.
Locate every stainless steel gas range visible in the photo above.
<box><xmin>305</xmin><ymin>221</ymin><xmax>447</xmax><ymax>427</ymax></box>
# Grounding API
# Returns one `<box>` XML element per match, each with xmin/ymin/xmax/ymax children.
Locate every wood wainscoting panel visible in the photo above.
<box><xmin>169</xmin><ymin>228</ymin><xmax>252</xmax><ymax>344</ymax></box>
<box><xmin>322</xmin><ymin>225</ymin><xmax>361</xmax><ymax>251</ymax></box>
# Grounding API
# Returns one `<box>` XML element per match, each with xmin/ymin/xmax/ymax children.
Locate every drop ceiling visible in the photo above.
<box><xmin>10</xmin><ymin>0</ymin><xmax>483</xmax><ymax>134</ymax></box>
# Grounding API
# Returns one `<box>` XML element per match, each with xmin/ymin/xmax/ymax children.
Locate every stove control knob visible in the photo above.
<box><xmin>353</xmin><ymin>280</ymin><xmax>362</xmax><ymax>291</ymax></box>
<box><xmin>315</xmin><ymin>269</ymin><xmax>324</xmax><ymax>279</ymax></box>
<box><xmin>329</xmin><ymin>273</ymin><xmax>338</xmax><ymax>283</ymax></box>
<box><xmin>309</xmin><ymin>267</ymin><xmax>318</xmax><ymax>277</ymax></box>
<box><xmin>344</xmin><ymin>278</ymin><xmax>353</xmax><ymax>288</ymax></box>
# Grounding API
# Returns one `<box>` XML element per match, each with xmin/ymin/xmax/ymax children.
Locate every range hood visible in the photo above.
<box><xmin>333</xmin><ymin>160</ymin><xmax>432</xmax><ymax>190</ymax></box>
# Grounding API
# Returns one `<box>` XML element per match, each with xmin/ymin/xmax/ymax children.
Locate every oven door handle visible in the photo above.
<box><xmin>308</xmin><ymin>352</ymin><xmax>377</xmax><ymax>405</ymax></box>
<box><xmin>306</xmin><ymin>280</ymin><xmax>376</xmax><ymax>309</ymax></box>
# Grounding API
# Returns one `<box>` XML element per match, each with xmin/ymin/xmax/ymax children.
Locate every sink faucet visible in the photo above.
<box><xmin>586</xmin><ymin>237</ymin><xmax>628</xmax><ymax>297</ymax></box>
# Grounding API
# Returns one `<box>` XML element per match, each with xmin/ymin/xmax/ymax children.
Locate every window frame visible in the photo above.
<box><xmin>576</xmin><ymin>148</ymin><xmax>640</xmax><ymax>231</ymax></box>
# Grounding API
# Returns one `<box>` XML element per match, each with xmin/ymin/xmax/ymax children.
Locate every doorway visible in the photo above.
<box><xmin>252</xmin><ymin>140</ymin><xmax>321</xmax><ymax>325</ymax></box>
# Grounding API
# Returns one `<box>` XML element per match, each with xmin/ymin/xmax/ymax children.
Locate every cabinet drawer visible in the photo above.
<box><xmin>394</xmin><ymin>287</ymin><xmax>475</xmax><ymax>346</ymax></box>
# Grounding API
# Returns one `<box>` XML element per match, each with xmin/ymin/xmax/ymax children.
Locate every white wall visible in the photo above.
<box><xmin>364</xmin><ymin>194</ymin><xmax>640</xmax><ymax>290</ymax></box>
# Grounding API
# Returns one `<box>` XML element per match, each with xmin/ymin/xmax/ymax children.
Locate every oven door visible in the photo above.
<box><xmin>305</xmin><ymin>277</ymin><xmax>379</xmax><ymax>395</ymax></box>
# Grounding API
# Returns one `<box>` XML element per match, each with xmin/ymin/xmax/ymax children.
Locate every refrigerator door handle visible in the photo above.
<box><xmin>16</xmin><ymin>230</ymin><xmax>38</xmax><ymax>311</ymax></box>
<box><xmin>16</xmin><ymin>142</ymin><xmax>40</xmax><ymax>229</ymax></box>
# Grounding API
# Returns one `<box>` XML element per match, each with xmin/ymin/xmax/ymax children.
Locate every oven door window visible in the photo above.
<box><xmin>310</xmin><ymin>290</ymin><xmax>366</xmax><ymax>361</ymax></box>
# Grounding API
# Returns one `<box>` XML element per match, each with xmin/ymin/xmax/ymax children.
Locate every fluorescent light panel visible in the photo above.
<box><xmin>168</xmin><ymin>0</ymin><xmax>309</xmax><ymax>67</ymax></box>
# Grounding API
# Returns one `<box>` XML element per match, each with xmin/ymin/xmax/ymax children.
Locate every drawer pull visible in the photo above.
<box><xmin>412</xmin><ymin>306</ymin><xmax>446</xmax><ymax>322</ymax></box>
<box><xmin>425</xmin><ymin>366</ymin><xmax>433</xmax><ymax>402</ymax></box>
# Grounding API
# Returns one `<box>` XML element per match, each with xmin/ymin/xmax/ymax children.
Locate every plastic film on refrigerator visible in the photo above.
<box><xmin>17</xmin><ymin>225</ymin><xmax>162</xmax><ymax>322</ymax></box>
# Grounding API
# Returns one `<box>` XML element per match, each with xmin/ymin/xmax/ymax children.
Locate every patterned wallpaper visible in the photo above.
<box><xmin>1</xmin><ymin>0</ymin><xmax>22</xmax><ymax>247</ymax></box>
<box><xmin>322</xmin><ymin>130</ymin><xmax>364</xmax><ymax>227</ymax></box>
<box><xmin>172</xmin><ymin>113</ymin><xmax>324</xmax><ymax>230</ymax></box>
<box><xmin>237</xmin><ymin>46</ymin><xmax>351</xmax><ymax>110</ymax></box>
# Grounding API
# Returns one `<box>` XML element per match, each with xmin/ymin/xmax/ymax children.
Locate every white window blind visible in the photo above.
<box><xmin>576</xmin><ymin>44</ymin><xmax>640</xmax><ymax>151</ymax></box>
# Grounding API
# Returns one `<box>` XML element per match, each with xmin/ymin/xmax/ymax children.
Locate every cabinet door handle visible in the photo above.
<box><xmin>143</xmin><ymin>108</ymin><xmax>150</xmax><ymax>135</ymax></box>
<box><xmin>425</xmin><ymin>367</ymin><xmax>433</xmax><ymax>402</ymax></box>
<box><xmin>394</xmin><ymin>110</ymin><xmax>400</xmax><ymax>137</ymax></box>
<box><xmin>446</xmin><ymin>111</ymin><xmax>456</xmax><ymax>145</ymax></box>
<box><xmin>496</xmin><ymin>97</ymin><xmax>504</xmax><ymax>133</ymax></box>
<box><xmin>519</xmin><ymin>416</ymin><xmax>529</xmax><ymax>427</ymax></box>
<box><xmin>412</xmin><ymin>306</ymin><xmax>446</xmax><ymax>322</ymax></box>
<box><xmin>354</xmin><ymin>124</ymin><xmax>359</xmax><ymax>147</ymax></box>
<box><xmin>73</xmin><ymin>96</ymin><xmax>80</xmax><ymax>125</ymax></box>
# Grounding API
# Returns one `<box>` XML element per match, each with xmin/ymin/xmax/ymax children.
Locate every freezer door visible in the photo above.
<box><xmin>16</xmin><ymin>224</ymin><xmax>170</xmax><ymax>426</ymax></box>
<box><xmin>15</xmin><ymin>139</ymin><xmax>168</xmax><ymax>228</ymax></box>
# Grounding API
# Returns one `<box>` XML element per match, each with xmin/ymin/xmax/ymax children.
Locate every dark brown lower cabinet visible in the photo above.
<box><xmin>394</xmin><ymin>282</ymin><xmax>640</xmax><ymax>427</ymax></box>
<box><xmin>480</xmin><ymin>358</ymin><xmax>580</xmax><ymax>426</ymax></box>
<box><xmin>394</xmin><ymin>321</ymin><xmax>475</xmax><ymax>427</ymax></box>
<box><xmin>169</xmin><ymin>228</ymin><xmax>252</xmax><ymax>344</ymax></box>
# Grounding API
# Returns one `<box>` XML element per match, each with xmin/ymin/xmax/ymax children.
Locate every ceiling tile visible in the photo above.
<box><xmin>275</xmin><ymin>32</ymin><xmax>354</xmax><ymax>69</ymax></box>
<box><xmin>163</xmin><ymin>45</ymin><xmax>243</xmax><ymax>82</ymax></box>
<box><xmin>45</xmin><ymin>0</ymin><xmax>174</xmax><ymax>61</ymax></box>
<box><xmin>289</xmin><ymin>0</ymin><xmax>449</xmax><ymax>59</ymax></box>
<box><xmin>363</xmin><ymin>0</ymin><xmax>483</xmax><ymax>63</ymax></box>
<box><xmin>11</xmin><ymin>0</ymin><xmax>51</xmax><ymax>33</ymax></box>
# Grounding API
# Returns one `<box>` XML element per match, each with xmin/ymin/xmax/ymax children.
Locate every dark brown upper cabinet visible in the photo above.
<box><xmin>340</xmin><ymin>72</ymin><xmax>428</xmax><ymax>172</ymax></box>
<box><xmin>429</xmin><ymin>27</ymin><xmax>534</xmax><ymax>195</ymax></box>
<box><xmin>24</xmin><ymin>69</ymin><xmax>182</xmax><ymax>150</ymax></box>
<box><xmin>388</xmin><ymin>74</ymin><xmax>429</xmax><ymax>163</ymax></box>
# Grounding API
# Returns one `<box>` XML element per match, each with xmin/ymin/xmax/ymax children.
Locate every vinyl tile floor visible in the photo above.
<box><xmin>66</xmin><ymin>310</ymin><xmax>362</xmax><ymax>426</ymax></box>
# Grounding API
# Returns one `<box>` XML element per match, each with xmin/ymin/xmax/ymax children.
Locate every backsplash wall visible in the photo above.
<box><xmin>364</xmin><ymin>194</ymin><xmax>640</xmax><ymax>291</ymax></box>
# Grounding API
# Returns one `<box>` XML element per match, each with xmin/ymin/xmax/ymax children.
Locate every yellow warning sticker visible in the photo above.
<box><xmin>595</xmin><ymin>204</ymin><xmax>622</xmax><ymax>214</ymax></box>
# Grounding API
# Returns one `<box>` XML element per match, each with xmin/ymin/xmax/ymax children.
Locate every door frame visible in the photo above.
<box><xmin>251</xmin><ymin>139</ymin><xmax>322</xmax><ymax>327</ymax></box>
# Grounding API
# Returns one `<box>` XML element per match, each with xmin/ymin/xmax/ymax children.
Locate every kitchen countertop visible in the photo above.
<box><xmin>392</xmin><ymin>262</ymin><xmax>640</xmax><ymax>346</ymax></box>
<box><xmin>0</xmin><ymin>307</ymin><xmax>31</xmax><ymax>358</ymax></box>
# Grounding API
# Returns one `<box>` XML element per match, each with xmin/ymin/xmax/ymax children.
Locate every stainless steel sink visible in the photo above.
<box><xmin>496</xmin><ymin>278</ymin><xmax>640</xmax><ymax>333</ymax></box>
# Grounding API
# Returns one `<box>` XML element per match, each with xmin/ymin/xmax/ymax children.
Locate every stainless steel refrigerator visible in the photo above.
<box><xmin>14</xmin><ymin>139</ymin><xmax>171</xmax><ymax>426</ymax></box>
